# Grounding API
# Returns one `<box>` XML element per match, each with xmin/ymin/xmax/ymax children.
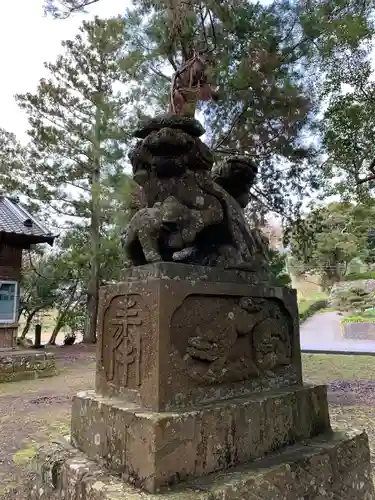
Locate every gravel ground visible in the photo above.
<box><xmin>0</xmin><ymin>344</ymin><xmax>95</xmax><ymax>500</ymax></box>
<box><xmin>328</xmin><ymin>380</ymin><xmax>375</xmax><ymax>405</ymax></box>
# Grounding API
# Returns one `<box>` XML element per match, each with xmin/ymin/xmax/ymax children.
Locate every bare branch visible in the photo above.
<box><xmin>45</xmin><ymin>0</ymin><xmax>100</xmax><ymax>19</ymax></box>
<box><xmin>167</xmin><ymin>54</ymin><xmax>178</xmax><ymax>71</ymax></box>
<box><xmin>212</xmin><ymin>107</ymin><xmax>247</xmax><ymax>151</ymax></box>
<box><xmin>148</xmin><ymin>65</ymin><xmax>170</xmax><ymax>81</ymax></box>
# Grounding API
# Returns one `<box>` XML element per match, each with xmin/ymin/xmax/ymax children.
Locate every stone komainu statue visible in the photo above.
<box><xmin>122</xmin><ymin>115</ymin><xmax>270</xmax><ymax>276</ymax></box>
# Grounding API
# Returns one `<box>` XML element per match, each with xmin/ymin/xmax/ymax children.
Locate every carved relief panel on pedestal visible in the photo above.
<box><xmin>171</xmin><ymin>295</ymin><xmax>293</xmax><ymax>385</ymax></box>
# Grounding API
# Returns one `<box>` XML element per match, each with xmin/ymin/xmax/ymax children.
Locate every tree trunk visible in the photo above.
<box><xmin>83</xmin><ymin>99</ymin><xmax>102</xmax><ymax>343</ymax></box>
<box><xmin>19</xmin><ymin>308</ymin><xmax>42</xmax><ymax>340</ymax></box>
<box><xmin>84</xmin><ymin>284</ymin><xmax>99</xmax><ymax>343</ymax></box>
<box><xmin>48</xmin><ymin>313</ymin><xmax>66</xmax><ymax>345</ymax></box>
<box><xmin>48</xmin><ymin>283</ymin><xmax>78</xmax><ymax>345</ymax></box>
<box><xmin>18</xmin><ymin>292</ymin><xmax>31</xmax><ymax>321</ymax></box>
<box><xmin>18</xmin><ymin>306</ymin><xmax>25</xmax><ymax>322</ymax></box>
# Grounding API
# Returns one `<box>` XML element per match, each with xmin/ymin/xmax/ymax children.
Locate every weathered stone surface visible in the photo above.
<box><xmin>343</xmin><ymin>321</ymin><xmax>375</xmax><ymax>340</ymax></box>
<box><xmin>122</xmin><ymin>262</ymin><xmax>269</xmax><ymax>284</ymax></box>
<box><xmin>96</xmin><ymin>271</ymin><xmax>302</xmax><ymax>411</ymax></box>
<box><xmin>25</xmin><ymin>100</ymin><xmax>375</xmax><ymax>499</ymax></box>
<box><xmin>133</xmin><ymin>114</ymin><xmax>206</xmax><ymax>138</ymax></box>
<box><xmin>0</xmin><ymin>350</ymin><xmax>56</xmax><ymax>383</ymax></box>
<box><xmin>211</xmin><ymin>156</ymin><xmax>258</xmax><ymax>209</ymax></box>
<box><xmin>70</xmin><ymin>385</ymin><xmax>330</xmax><ymax>493</ymax></box>
<box><xmin>124</xmin><ymin>116</ymin><xmax>270</xmax><ymax>271</ymax></box>
<box><xmin>28</xmin><ymin>430</ymin><xmax>374</xmax><ymax>500</ymax></box>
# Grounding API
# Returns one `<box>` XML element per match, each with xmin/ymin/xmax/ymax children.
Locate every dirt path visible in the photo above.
<box><xmin>0</xmin><ymin>345</ymin><xmax>95</xmax><ymax>499</ymax></box>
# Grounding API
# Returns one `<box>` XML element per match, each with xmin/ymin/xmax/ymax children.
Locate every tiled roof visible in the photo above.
<box><xmin>0</xmin><ymin>196</ymin><xmax>56</xmax><ymax>245</ymax></box>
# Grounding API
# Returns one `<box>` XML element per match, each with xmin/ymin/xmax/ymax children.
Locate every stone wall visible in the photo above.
<box><xmin>0</xmin><ymin>351</ymin><xmax>56</xmax><ymax>383</ymax></box>
<box><xmin>0</xmin><ymin>244</ymin><xmax>22</xmax><ymax>348</ymax></box>
<box><xmin>343</xmin><ymin>321</ymin><xmax>375</xmax><ymax>340</ymax></box>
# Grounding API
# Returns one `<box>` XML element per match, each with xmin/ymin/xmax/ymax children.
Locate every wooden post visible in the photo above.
<box><xmin>33</xmin><ymin>324</ymin><xmax>43</xmax><ymax>349</ymax></box>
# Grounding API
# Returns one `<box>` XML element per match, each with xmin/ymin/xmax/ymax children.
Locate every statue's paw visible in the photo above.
<box><xmin>144</xmin><ymin>250</ymin><xmax>162</xmax><ymax>263</ymax></box>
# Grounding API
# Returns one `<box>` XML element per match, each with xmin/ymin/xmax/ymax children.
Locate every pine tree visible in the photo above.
<box><xmin>16</xmin><ymin>17</ymin><xmax>133</xmax><ymax>343</ymax></box>
<box><xmin>0</xmin><ymin>129</ymin><xmax>30</xmax><ymax>194</ymax></box>
<box><xmin>44</xmin><ymin>0</ymin><xmax>100</xmax><ymax>18</ymax></box>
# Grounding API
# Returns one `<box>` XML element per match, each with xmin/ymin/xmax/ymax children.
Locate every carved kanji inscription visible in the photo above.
<box><xmin>102</xmin><ymin>294</ymin><xmax>145</xmax><ymax>389</ymax></box>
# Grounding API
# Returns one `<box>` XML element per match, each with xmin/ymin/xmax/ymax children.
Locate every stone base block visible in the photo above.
<box><xmin>28</xmin><ymin>430</ymin><xmax>374</xmax><ymax>500</ymax></box>
<box><xmin>0</xmin><ymin>350</ymin><xmax>56</xmax><ymax>383</ymax></box>
<box><xmin>71</xmin><ymin>384</ymin><xmax>330</xmax><ymax>492</ymax></box>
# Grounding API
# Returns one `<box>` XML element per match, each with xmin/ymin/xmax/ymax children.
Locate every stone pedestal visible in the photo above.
<box><xmin>27</xmin><ymin>264</ymin><xmax>374</xmax><ymax>499</ymax></box>
<box><xmin>96</xmin><ymin>264</ymin><xmax>302</xmax><ymax>411</ymax></box>
<box><xmin>0</xmin><ymin>349</ymin><xmax>56</xmax><ymax>383</ymax></box>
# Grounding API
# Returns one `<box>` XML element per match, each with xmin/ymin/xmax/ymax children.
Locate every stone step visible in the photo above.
<box><xmin>29</xmin><ymin>429</ymin><xmax>373</xmax><ymax>500</ymax></box>
<box><xmin>70</xmin><ymin>384</ymin><xmax>330</xmax><ymax>492</ymax></box>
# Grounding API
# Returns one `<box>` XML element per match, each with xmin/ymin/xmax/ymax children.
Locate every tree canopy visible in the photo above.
<box><xmin>288</xmin><ymin>202</ymin><xmax>375</xmax><ymax>288</ymax></box>
<box><xmin>42</xmin><ymin>0</ymin><xmax>375</xmax><ymax>221</ymax></box>
<box><xmin>321</xmin><ymin>48</ymin><xmax>375</xmax><ymax>202</ymax></box>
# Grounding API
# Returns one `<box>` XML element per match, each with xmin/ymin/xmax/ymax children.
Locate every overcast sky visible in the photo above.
<box><xmin>0</xmin><ymin>0</ymin><xmax>126</xmax><ymax>140</ymax></box>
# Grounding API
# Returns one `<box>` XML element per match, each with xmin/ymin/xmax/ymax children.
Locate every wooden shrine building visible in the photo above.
<box><xmin>0</xmin><ymin>195</ymin><xmax>55</xmax><ymax>349</ymax></box>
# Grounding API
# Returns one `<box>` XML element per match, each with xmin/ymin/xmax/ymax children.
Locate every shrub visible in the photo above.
<box><xmin>335</xmin><ymin>287</ymin><xmax>375</xmax><ymax>314</ymax></box>
<box><xmin>299</xmin><ymin>299</ymin><xmax>328</xmax><ymax>323</ymax></box>
<box><xmin>342</xmin><ymin>272</ymin><xmax>375</xmax><ymax>281</ymax></box>
<box><xmin>341</xmin><ymin>309</ymin><xmax>375</xmax><ymax>324</ymax></box>
<box><xmin>341</xmin><ymin>315</ymin><xmax>375</xmax><ymax>324</ymax></box>
<box><xmin>269</xmin><ymin>249</ymin><xmax>292</xmax><ymax>287</ymax></box>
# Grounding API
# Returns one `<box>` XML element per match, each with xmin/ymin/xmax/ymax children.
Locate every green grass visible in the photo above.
<box><xmin>340</xmin><ymin>309</ymin><xmax>375</xmax><ymax>324</ymax></box>
<box><xmin>342</xmin><ymin>272</ymin><xmax>375</xmax><ymax>281</ymax></box>
<box><xmin>298</xmin><ymin>291</ymin><xmax>328</xmax><ymax>313</ymax></box>
<box><xmin>298</xmin><ymin>291</ymin><xmax>330</xmax><ymax>323</ymax></box>
<box><xmin>302</xmin><ymin>353</ymin><xmax>375</xmax><ymax>383</ymax></box>
<box><xmin>12</xmin><ymin>443</ymin><xmax>38</xmax><ymax>466</ymax></box>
